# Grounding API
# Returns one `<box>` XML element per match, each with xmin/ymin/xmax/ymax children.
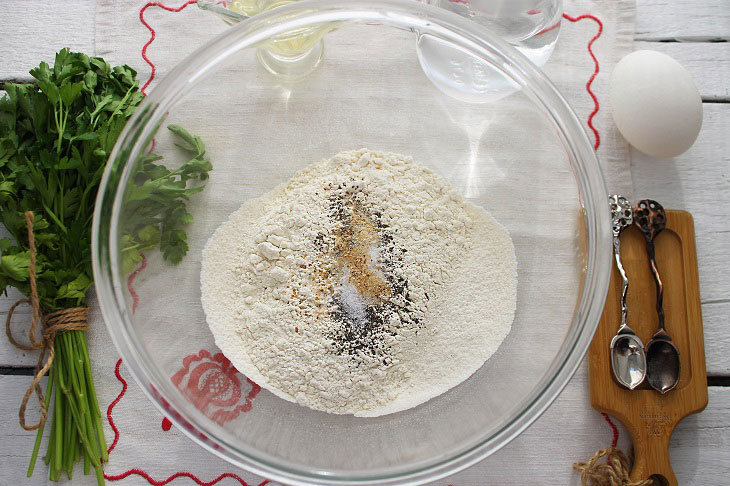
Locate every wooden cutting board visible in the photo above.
<box><xmin>589</xmin><ymin>210</ymin><xmax>708</xmax><ymax>486</ymax></box>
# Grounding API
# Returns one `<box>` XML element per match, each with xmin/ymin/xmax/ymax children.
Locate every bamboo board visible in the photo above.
<box><xmin>589</xmin><ymin>210</ymin><xmax>708</xmax><ymax>486</ymax></box>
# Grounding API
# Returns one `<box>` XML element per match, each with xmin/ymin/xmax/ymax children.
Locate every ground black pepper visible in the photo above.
<box><xmin>319</xmin><ymin>182</ymin><xmax>424</xmax><ymax>361</ymax></box>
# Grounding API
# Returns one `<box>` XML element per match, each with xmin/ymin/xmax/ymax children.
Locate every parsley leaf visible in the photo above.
<box><xmin>120</xmin><ymin>124</ymin><xmax>212</xmax><ymax>272</ymax></box>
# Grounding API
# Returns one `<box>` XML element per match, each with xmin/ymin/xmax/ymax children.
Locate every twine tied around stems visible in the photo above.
<box><xmin>4</xmin><ymin>211</ymin><xmax>89</xmax><ymax>430</ymax></box>
<box><xmin>573</xmin><ymin>448</ymin><xmax>654</xmax><ymax>486</ymax></box>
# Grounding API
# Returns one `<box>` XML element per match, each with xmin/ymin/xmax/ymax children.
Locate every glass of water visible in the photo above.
<box><xmin>418</xmin><ymin>0</ymin><xmax>563</xmax><ymax>102</ymax></box>
<box><xmin>432</xmin><ymin>0</ymin><xmax>562</xmax><ymax>65</ymax></box>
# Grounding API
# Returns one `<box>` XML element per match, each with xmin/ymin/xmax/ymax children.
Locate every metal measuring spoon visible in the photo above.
<box><xmin>609</xmin><ymin>195</ymin><xmax>647</xmax><ymax>389</ymax></box>
<box><xmin>634</xmin><ymin>199</ymin><xmax>680</xmax><ymax>394</ymax></box>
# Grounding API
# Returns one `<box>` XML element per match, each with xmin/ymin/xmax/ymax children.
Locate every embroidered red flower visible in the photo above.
<box><xmin>171</xmin><ymin>350</ymin><xmax>261</xmax><ymax>425</ymax></box>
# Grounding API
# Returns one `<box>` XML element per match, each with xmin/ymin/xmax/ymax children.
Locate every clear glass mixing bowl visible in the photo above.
<box><xmin>92</xmin><ymin>1</ymin><xmax>611</xmax><ymax>484</ymax></box>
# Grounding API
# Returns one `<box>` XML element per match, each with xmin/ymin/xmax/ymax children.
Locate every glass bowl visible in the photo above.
<box><xmin>92</xmin><ymin>1</ymin><xmax>611</xmax><ymax>484</ymax></box>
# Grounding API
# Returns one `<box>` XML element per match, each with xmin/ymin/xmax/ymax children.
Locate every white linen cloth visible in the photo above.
<box><xmin>78</xmin><ymin>1</ymin><xmax>638</xmax><ymax>484</ymax></box>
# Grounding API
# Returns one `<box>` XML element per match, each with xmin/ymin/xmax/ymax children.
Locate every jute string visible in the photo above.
<box><xmin>4</xmin><ymin>211</ymin><xmax>89</xmax><ymax>430</ymax></box>
<box><xmin>574</xmin><ymin>447</ymin><xmax>654</xmax><ymax>486</ymax></box>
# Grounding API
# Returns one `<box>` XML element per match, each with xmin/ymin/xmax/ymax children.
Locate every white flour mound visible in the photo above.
<box><xmin>200</xmin><ymin>149</ymin><xmax>517</xmax><ymax>416</ymax></box>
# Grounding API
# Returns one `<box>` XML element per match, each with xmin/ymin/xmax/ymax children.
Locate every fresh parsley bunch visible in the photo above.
<box><xmin>0</xmin><ymin>49</ymin><xmax>211</xmax><ymax>484</ymax></box>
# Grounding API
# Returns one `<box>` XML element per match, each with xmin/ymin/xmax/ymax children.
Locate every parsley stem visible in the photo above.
<box><xmin>54</xmin><ymin>103</ymin><xmax>63</xmax><ymax>155</ymax></box>
<box><xmin>66</xmin><ymin>332</ymin><xmax>100</xmax><ymax>463</ymax></box>
<box><xmin>63</xmin><ymin>378</ymin><xmax>72</xmax><ymax>473</ymax></box>
<box><xmin>74</xmin><ymin>432</ymin><xmax>81</xmax><ymax>464</ymax></box>
<box><xmin>53</xmin><ymin>347</ymin><xmax>63</xmax><ymax>478</ymax></box>
<box><xmin>42</xmin><ymin>203</ymin><xmax>68</xmax><ymax>234</ymax></box>
<box><xmin>59</xmin><ymin>172</ymin><xmax>65</xmax><ymax>224</ymax></box>
<box><xmin>83</xmin><ymin>450</ymin><xmax>90</xmax><ymax>476</ymax></box>
<box><xmin>66</xmin><ymin>410</ymin><xmax>76</xmax><ymax>476</ymax></box>
<box><xmin>55</xmin><ymin>337</ymin><xmax>100</xmax><ymax>470</ymax></box>
<box><xmin>77</xmin><ymin>332</ymin><xmax>108</xmax><ymax>461</ymax></box>
<box><xmin>62</xmin><ymin>333</ymin><xmax>95</xmax><ymax>450</ymax></box>
<box><xmin>108</xmin><ymin>84</ymin><xmax>135</xmax><ymax>120</ymax></box>
<box><xmin>44</xmin><ymin>402</ymin><xmax>55</xmax><ymax>466</ymax></box>
<box><xmin>121</xmin><ymin>243</ymin><xmax>143</xmax><ymax>253</ymax></box>
<box><xmin>95</xmin><ymin>464</ymin><xmax>105</xmax><ymax>486</ymax></box>
<box><xmin>27</xmin><ymin>365</ymin><xmax>53</xmax><ymax>477</ymax></box>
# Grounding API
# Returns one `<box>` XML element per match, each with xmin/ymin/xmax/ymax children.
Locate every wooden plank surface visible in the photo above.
<box><xmin>0</xmin><ymin>376</ymin><xmax>53</xmax><ymax>486</ymax></box>
<box><xmin>0</xmin><ymin>290</ymin><xmax>40</xmax><ymax>368</ymax></box>
<box><xmin>630</xmin><ymin>104</ymin><xmax>730</xmax><ymax>376</ymax></box>
<box><xmin>636</xmin><ymin>0</ymin><xmax>730</xmax><ymax>40</ymax></box>
<box><xmin>0</xmin><ymin>221</ymin><xmax>38</xmax><ymax>367</ymax></box>
<box><xmin>634</xmin><ymin>41</ymin><xmax>730</xmax><ymax>101</ymax></box>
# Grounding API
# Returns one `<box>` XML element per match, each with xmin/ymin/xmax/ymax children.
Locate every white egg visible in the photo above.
<box><xmin>610</xmin><ymin>50</ymin><xmax>702</xmax><ymax>158</ymax></box>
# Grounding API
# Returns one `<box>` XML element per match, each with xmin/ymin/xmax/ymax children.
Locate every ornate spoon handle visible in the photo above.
<box><xmin>609</xmin><ymin>195</ymin><xmax>633</xmax><ymax>329</ymax></box>
<box><xmin>633</xmin><ymin>199</ymin><xmax>667</xmax><ymax>331</ymax></box>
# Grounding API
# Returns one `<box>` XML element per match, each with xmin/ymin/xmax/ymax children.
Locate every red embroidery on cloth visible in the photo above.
<box><xmin>106</xmin><ymin>359</ymin><xmax>128</xmax><ymax>454</ymax></box>
<box><xmin>562</xmin><ymin>13</ymin><xmax>604</xmax><ymax>150</ymax></box>
<box><xmin>601</xmin><ymin>412</ymin><xmax>620</xmax><ymax>448</ymax></box>
<box><xmin>139</xmin><ymin>1</ymin><xmax>228</xmax><ymax>95</ymax></box>
<box><xmin>560</xmin><ymin>13</ymin><xmax>616</xmax><ymax>446</ymax></box>
<box><xmin>104</xmin><ymin>469</ymin><xmax>269</xmax><ymax>486</ymax></box>
<box><xmin>106</xmin><ymin>359</ymin><xmax>266</xmax><ymax>486</ymax></box>
<box><xmin>139</xmin><ymin>1</ymin><xmax>197</xmax><ymax>95</ymax></box>
<box><xmin>127</xmin><ymin>254</ymin><xmax>148</xmax><ymax>313</ymax></box>
<box><xmin>171</xmin><ymin>350</ymin><xmax>261</xmax><ymax>425</ymax></box>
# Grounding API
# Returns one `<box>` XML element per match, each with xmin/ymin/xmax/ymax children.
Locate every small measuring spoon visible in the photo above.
<box><xmin>609</xmin><ymin>195</ymin><xmax>647</xmax><ymax>390</ymax></box>
<box><xmin>634</xmin><ymin>199</ymin><xmax>680</xmax><ymax>394</ymax></box>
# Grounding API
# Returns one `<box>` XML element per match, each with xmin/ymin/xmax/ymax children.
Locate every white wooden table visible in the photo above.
<box><xmin>1</xmin><ymin>1</ymin><xmax>728</xmax><ymax>484</ymax></box>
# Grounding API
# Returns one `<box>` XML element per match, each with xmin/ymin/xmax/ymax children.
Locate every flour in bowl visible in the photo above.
<box><xmin>200</xmin><ymin>149</ymin><xmax>517</xmax><ymax>416</ymax></box>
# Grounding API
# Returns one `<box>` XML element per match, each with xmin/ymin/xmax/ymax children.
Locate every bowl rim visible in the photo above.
<box><xmin>92</xmin><ymin>1</ymin><xmax>612</xmax><ymax>484</ymax></box>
